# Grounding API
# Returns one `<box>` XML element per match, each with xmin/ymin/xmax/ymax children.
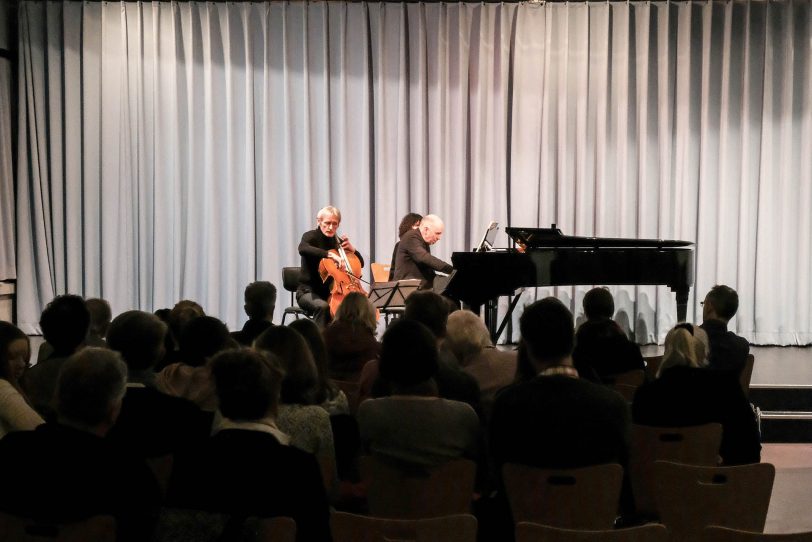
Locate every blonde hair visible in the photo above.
<box><xmin>316</xmin><ymin>206</ymin><xmax>341</xmax><ymax>223</ymax></box>
<box><xmin>445</xmin><ymin>310</ymin><xmax>492</xmax><ymax>365</ymax></box>
<box><xmin>657</xmin><ymin>326</ymin><xmax>702</xmax><ymax>377</ymax></box>
<box><xmin>334</xmin><ymin>292</ymin><xmax>377</xmax><ymax>335</ymax></box>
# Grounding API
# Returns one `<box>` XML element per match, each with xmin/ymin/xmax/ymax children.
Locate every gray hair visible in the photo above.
<box><xmin>56</xmin><ymin>347</ymin><xmax>128</xmax><ymax>427</ymax></box>
<box><xmin>316</xmin><ymin>206</ymin><xmax>341</xmax><ymax>223</ymax></box>
<box><xmin>445</xmin><ymin>310</ymin><xmax>492</xmax><ymax>365</ymax></box>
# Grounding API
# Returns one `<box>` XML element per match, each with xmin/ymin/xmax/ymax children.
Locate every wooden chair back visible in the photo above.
<box><xmin>251</xmin><ymin>517</ymin><xmax>296</xmax><ymax>542</ymax></box>
<box><xmin>0</xmin><ymin>514</ymin><xmax>116</xmax><ymax>542</ymax></box>
<box><xmin>360</xmin><ymin>456</ymin><xmax>476</xmax><ymax>519</ymax></box>
<box><xmin>612</xmin><ymin>383</ymin><xmax>639</xmax><ymax>402</ymax></box>
<box><xmin>613</xmin><ymin>369</ymin><xmax>646</xmax><ymax>387</ymax></box>
<box><xmin>653</xmin><ymin>461</ymin><xmax>775</xmax><ymax>542</ymax></box>
<box><xmin>644</xmin><ymin>355</ymin><xmax>663</xmax><ymax>380</ymax></box>
<box><xmin>630</xmin><ymin>423</ymin><xmax>723</xmax><ymax>517</ymax></box>
<box><xmin>515</xmin><ymin>522</ymin><xmax>669</xmax><ymax>542</ymax></box>
<box><xmin>501</xmin><ymin>463</ymin><xmax>623</xmax><ymax>529</ymax></box>
<box><xmin>331</xmin><ymin>511</ymin><xmax>477</xmax><ymax>542</ymax></box>
<box><xmin>371</xmin><ymin>263</ymin><xmax>392</xmax><ymax>283</ymax></box>
<box><xmin>702</xmin><ymin>526</ymin><xmax>812</xmax><ymax>542</ymax></box>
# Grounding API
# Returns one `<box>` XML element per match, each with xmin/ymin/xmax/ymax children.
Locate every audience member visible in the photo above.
<box><xmin>357</xmin><ymin>320</ymin><xmax>479</xmax><ymax>468</ymax></box>
<box><xmin>155</xmin><ymin>299</ymin><xmax>206</xmax><ymax>370</ymax></box>
<box><xmin>0</xmin><ymin>322</ymin><xmax>44</xmax><ymax>438</ymax></box>
<box><xmin>232</xmin><ymin>281</ymin><xmax>276</xmax><ymax>346</ymax></box>
<box><xmin>323</xmin><ymin>291</ymin><xmax>381</xmax><ymax>381</ymax></box>
<box><xmin>632</xmin><ymin>323</ymin><xmax>760</xmax><ymax>465</ymax></box>
<box><xmin>388</xmin><ymin>212</ymin><xmax>422</xmax><ymax>280</ymax></box>
<box><xmin>22</xmin><ymin>295</ymin><xmax>90</xmax><ymax>419</ymax></box>
<box><xmin>289</xmin><ymin>318</ymin><xmax>349</xmax><ymax>415</ymax></box>
<box><xmin>156</xmin><ymin>315</ymin><xmax>232</xmax><ymax>411</ymax></box>
<box><xmin>445</xmin><ymin>310</ymin><xmax>516</xmax><ymax>421</ymax></box>
<box><xmin>0</xmin><ymin>348</ymin><xmax>160</xmax><ymax>542</ymax></box>
<box><xmin>85</xmin><ymin>297</ymin><xmax>112</xmax><ymax>347</ymax></box>
<box><xmin>700</xmin><ymin>285</ymin><xmax>750</xmax><ymax>376</ymax></box>
<box><xmin>105</xmin><ymin>311</ymin><xmax>213</xmax><ymax>457</ymax></box>
<box><xmin>572</xmin><ymin>287</ymin><xmax>644</xmax><ymax>383</ymax></box>
<box><xmin>168</xmin><ymin>349</ymin><xmax>330</xmax><ymax>542</ymax></box>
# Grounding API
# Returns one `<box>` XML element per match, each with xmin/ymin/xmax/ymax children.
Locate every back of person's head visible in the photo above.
<box><xmin>211</xmin><ymin>348</ymin><xmax>284</xmax><ymax>421</ymax></box>
<box><xmin>445</xmin><ymin>310</ymin><xmax>492</xmax><ymax>365</ymax></box>
<box><xmin>85</xmin><ymin>298</ymin><xmax>112</xmax><ymax>339</ymax></box>
<box><xmin>379</xmin><ymin>320</ymin><xmax>438</xmax><ymax>389</ymax></box>
<box><xmin>168</xmin><ymin>300</ymin><xmax>205</xmax><ymax>346</ymax></box>
<box><xmin>583</xmin><ymin>287</ymin><xmax>614</xmax><ymax>321</ymax></box>
<box><xmin>404</xmin><ymin>291</ymin><xmax>449</xmax><ymax>338</ymax></box>
<box><xmin>704</xmin><ymin>285</ymin><xmax>739</xmax><ymax>322</ymax></box>
<box><xmin>39</xmin><ymin>295</ymin><xmax>91</xmax><ymax>356</ymax></box>
<box><xmin>0</xmin><ymin>321</ymin><xmax>29</xmax><ymax>382</ymax></box>
<box><xmin>658</xmin><ymin>324</ymin><xmax>702</xmax><ymax>376</ymax></box>
<box><xmin>254</xmin><ymin>326</ymin><xmax>318</xmax><ymax>405</ymax></box>
<box><xmin>56</xmin><ymin>347</ymin><xmax>127</xmax><ymax>430</ymax></box>
<box><xmin>288</xmin><ymin>318</ymin><xmax>335</xmax><ymax>404</ymax></box>
<box><xmin>398</xmin><ymin>213</ymin><xmax>423</xmax><ymax>238</ymax></box>
<box><xmin>106</xmin><ymin>311</ymin><xmax>168</xmax><ymax>371</ymax></box>
<box><xmin>334</xmin><ymin>292</ymin><xmax>377</xmax><ymax>335</ymax></box>
<box><xmin>244</xmin><ymin>281</ymin><xmax>277</xmax><ymax>321</ymax></box>
<box><xmin>519</xmin><ymin>297</ymin><xmax>575</xmax><ymax>366</ymax></box>
<box><xmin>179</xmin><ymin>316</ymin><xmax>232</xmax><ymax>367</ymax></box>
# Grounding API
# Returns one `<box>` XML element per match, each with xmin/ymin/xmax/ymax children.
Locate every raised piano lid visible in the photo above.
<box><xmin>505</xmin><ymin>225</ymin><xmax>694</xmax><ymax>249</ymax></box>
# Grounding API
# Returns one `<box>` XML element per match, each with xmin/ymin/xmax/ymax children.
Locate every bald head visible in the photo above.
<box><xmin>419</xmin><ymin>214</ymin><xmax>445</xmax><ymax>245</ymax></box>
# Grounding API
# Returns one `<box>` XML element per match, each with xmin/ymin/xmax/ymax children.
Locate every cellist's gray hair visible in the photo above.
<box><xmin>317</xmin><ymin>206</ymin><xmax>341</xmax><ymax>223</ymax></box>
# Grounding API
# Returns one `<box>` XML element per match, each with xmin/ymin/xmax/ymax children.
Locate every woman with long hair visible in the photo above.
<box><xmin>323</xmin><ymin>292</ymin><xmax>381</xmax><ymax>381</ymax></box>
<box><xmin>0</xmin><ymin>322</ymin><xmax>44</xmax><ymax>437</ymax></box>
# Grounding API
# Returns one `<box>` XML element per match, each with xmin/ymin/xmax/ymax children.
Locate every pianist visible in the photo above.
<box><xmin>393</xmin><ymin>214</ymin><xmax>453</xmax><ymax>289</ymax></box>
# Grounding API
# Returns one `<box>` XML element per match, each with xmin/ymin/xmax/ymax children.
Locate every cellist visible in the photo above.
<box><xmin>296</xmin><ymin>205</ymin><xmax>364</xmax><ymax>328</ymax></box>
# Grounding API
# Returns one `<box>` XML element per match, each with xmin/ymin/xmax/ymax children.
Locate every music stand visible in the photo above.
<box><xmin>475</xmin><ymin>221</ymin><xmax>499</xmax><ymax>252</ymax></box>
<box><xmin>369</xmin><ymin>280</ymin><xmax>421</xmax><ymax>323</ymax></box>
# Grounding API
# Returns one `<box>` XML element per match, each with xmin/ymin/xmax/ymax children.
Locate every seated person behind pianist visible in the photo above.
<box><xmin>700</xmin><ymin>284</ymin><xmax>750</xmax><ymax>377</ymax></box>
<box><xmin>323</xmin><ymin>291</ymin><xmax>381</xmax><ymax>381</ymax></box>
<box><xmin>168</xmin><ymin>348</ymin><xmax>330</xmax><ymax>542</ymax></box>
<box><xmin>0</xmin><ymin>348</ymin><xmax>161</xmax><ymax>542</ymax></box>
<box><xmin>388</xmin><ymin>212</ymin><xmax>422</xmax><ymax>280</ymax></box>
<box><xmin>0</xmin><ymin>322</ymin><xmax>44</xmax><ymax>439</ymax></box>
<box><xmin>85</xmin><ymin>297</ymin><xmax>112</xmax><ymax>347</ymax></box>
<box><xmin>232</xmin><ymin>281</ymin><xmax>277</xmax><ymax>346</ymax></box>
<box><xmin>393</xmin><ymin>214</ymin><xmax>453</xmax><ymax>289</ymax></box>
<box><xmin>357</xmin><ymin>319</ymin><xmax>480</xmax><ymax>469</ymax></box>
<box><xmin>572</xmin><ymin>287</ymin><xmax>644</xmax><ymax>383</ymax></box>
<box><xmin>632</xmin><ymin>323</ymin><xmax>760</xmax><ymax>465</ymax></box>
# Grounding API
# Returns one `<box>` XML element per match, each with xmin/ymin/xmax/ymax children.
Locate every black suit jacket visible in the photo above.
<box><xmin>701</xmin><ymin>319</ymin><xmax>750</xmax><ymax>376</ymax></box>
<box><xmin>392</xmin><ymin>229</ymin><xmax>453</xmax><ymax>288</ymax></box>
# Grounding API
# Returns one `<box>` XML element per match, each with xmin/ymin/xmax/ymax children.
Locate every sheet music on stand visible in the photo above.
<box><xmin>368</xmin><ymin>279</ymin><xmax>421</xmax><ymax>309</ymax></box>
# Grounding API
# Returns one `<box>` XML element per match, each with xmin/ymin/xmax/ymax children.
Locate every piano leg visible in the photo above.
<box><xmin>675</xmin><ymin>286</ymin><xmax>690</xmax><ymax>323</ymax></box>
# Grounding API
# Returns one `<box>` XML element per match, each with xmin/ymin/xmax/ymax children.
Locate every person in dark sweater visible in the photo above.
<box><xmin>700</xmin><ymin>284</ymin><xmax>750</xmax><ymax>376</ymax></box>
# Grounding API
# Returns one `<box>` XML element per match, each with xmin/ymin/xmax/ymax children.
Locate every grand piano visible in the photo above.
<box><xmin>442</xmin><ymin>225</ymin><xmax>695</xmax><ymax>342</ymax></box>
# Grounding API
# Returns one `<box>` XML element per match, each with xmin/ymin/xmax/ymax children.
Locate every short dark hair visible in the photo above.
<box><xmin>583</xmin><ymin>287</ymin><xmax>614</xmax><ymax>320</ymax></box>
<box><xmin>379</xmin><ymin>320</ymin><xmax>438</xmax><ymax>387</ymax></box>
<box><xmin>244</xmin><ymin>281</ymin><xmax>277</xmax><ymax>320</ymax></box>
<box><xmin>398</xmin><ymin>213</ymin><xmax>423</xmax><ymax>238</ymax></box>
<box><xmin>404</xmin><ymin>291</ymin><xmax>449</xmax><ymax>338</ymax></box>
<box><xmin>85</xmin><ymin>298</ymin><xmax>112</xmax><ymax>338</ymax></box>
<box><xmin>57</xmin><ymin>347</ymin><xmax>127</xmax><ymax>427</ymax></box>
<box><xmin>706</xmin><ymin>285</ymin><xmax>739</xmax><ymax>321</ymax></box>
<box><xmin>520</xmin><ymin>297</ymin><xmax>575</xmax><ymax>364</ymax></box>
<box><xmin>106</xmin><ymin>311</ymin><xmax>168</xmax><ymax>370</ymax></box>
<box><xmin>254</xmin><ymin>326</ymin><xmax>318</xmax><ymax>405</ymax></box>
<box><xmin>211</xmin><ymin>348</ymin><xmax>283</xmax><ymax>421</ymax></box>
<box><xmin>39</xmin><ymin>295</ymin><xmax>91</xmax><ymax>356</ymax></box>
<box><xmin>179</xmin><ymin>316</ymin><xmax>232</xmax><ymax>367</ymax></box>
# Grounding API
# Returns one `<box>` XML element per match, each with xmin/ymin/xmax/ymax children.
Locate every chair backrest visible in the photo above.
<box><xmin>515</xmin><ymin>522</ymin><xmax>669</xmax><ymax>542</ymax></box>
<box><xmin>740</xmin><ymin>354</ymin><xmax>755</xmax><ymax>398</ymax></box>
<box><xmin>612</xmin><ymin>383</ymin><xmax>639</xmax><ymax>402</ymax></box>
<box><xmin>501</xmin><ymin>463</ymin><xmax>624</xmax><ymax>529</ymax></box>
<box><xmin>702</xmin><ymin>526</ymin><xmax>812</xmax><ymax>542</ymax></box>
<box><xmin>282</xmin><ymin>267</ymin><xmax>302</xmax><ymax>294</ymax></box>
<box><xmin>331</xmin><ymin>511</ymin><xmax>477</xmax><ymax>542</ymax></box>
<box><xmin>251</xmin><ymin>516</ymin><xmax>297</xmax><ymax>542</ymax></box>
<box><xmin>360</xmin><ymin>456</ymin><xmax>476</xmax><ymax>519</ymax></box>
<box><xmin>371</xmin><ymin>263</ymin><xmax>391</xmax><ymax>283</ymax></box>
<box><xmin>630</xmin><ymin>423</ymin><xmax>723</xmax><ymax>517</ymax></box>
<box><xmin>653</xmin><ymin>461</ymin><xmax>776</xmax><ymax>542</ymax></box>
<box><xmin>613</xmin><ymin>369</ymin><xmax>646</xmax><ymax>387</ymax></box>
<box><xmin>644</xmin><ymin>355</ymin><xmax>663</xmax><ymax>380</ymax></box>
<box><xmin>0</xmin><ymin>514</ymin><xmax>116</xmax><ymax>542</ymax></box>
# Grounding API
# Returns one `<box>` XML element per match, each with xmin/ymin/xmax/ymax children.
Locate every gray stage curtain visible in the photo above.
<box><xmin>15</xmin><ymin>1</ymin><xmax>812</xmax><ymax>344</ymax></box>
<box><xmin>0</xmin><ymin>18</ymin><xmax>14</xmax><ymax>282</ymax></box>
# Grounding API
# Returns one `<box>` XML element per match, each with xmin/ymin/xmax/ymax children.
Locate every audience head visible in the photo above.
<box><xmin>106</xmin><ymin>311</ymin><xmax>168</xmax><ymax>371</ymax></box>
<box><xmin>658</xmin><ymin>323</ymin><xmax>705</xmax><ymax>376</ymax></box>
<box><xmin>445</xmin><ymin>310</ymin><xmax>492</xmax><ymax>365</ymax></box>
<box><xmin>583</xmin><ymin>287</ymin><xmax>614</xmax><ymax>321</ymax></box>
<box><xmin>288</xmin><ymin>318</ymin><xmax>334</xmax><ymax>404</ymax></box>
<box><xmin>404</xmin><ymin>290</ymin><xmax>449</xmax><ymax>339</ymax></box>
<box><xmin>418</xmin><ymin>214</ymin><xmax>445</xmax><ymax>245</ymax></box>
<box><xmin>0</xmin><ymin>322</ymin><xmax>30</xmax><ymax>384</ymax></box>
<box><xmin>244</xmin><ymin>281</ymin><xmax>277</xmax><ymax>321</ymax></box>
<box><xmin>56</xmin><ymin>347</ymin><xmax>127</xmax><ymax>435</ymax></box>
<box><xmin>519</xmin><ymin>297</ymin><xmax>575</xmax><ymax>368</ymax></box>
<box><xmin>168</xmin><ymin>300</ymin><xmax>205</xmax><ymax>347</ymax></box>
<box><xmin>398</xmin><ymin>213</ymin><xmax>423</xmax><ymax>238</ymax></box>
<box><xmin>254</xmin><ymin>326</ymin><xmax>318</xmax><ymax>405</ymax></box>
<box><xmin>179</xmin><ymin>316</ymin><xmax>232</xmax><ymax>367</ymax></box>
<box><xmin>379</xmin><ymin>320</ymin><xmax>439</xmax><ymax>392</ymax></box>
<box><xmin>211</xmin><ymin>348</ymin><xmax>285</xmax><ymax>421</ymax></box>
<box><xmin>85</xmin><ymin>298</ymin><xmax>112</xmax><ymax>339</ymax></box>
<box><xmin>39</xmin><ymin>295</ymin><xmax>91</xmax><ymax>356</ymax></box>
<box><xmin>334</xmin><ymin>292</ymin><xmax>377</xmax><ymax>335</ymax></box>
<box><xmin>702</xmin><ymin>285</ymin><xmax>740</xmax><ymax>323</ymax></box>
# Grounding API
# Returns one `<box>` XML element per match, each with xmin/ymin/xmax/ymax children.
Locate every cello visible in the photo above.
<box><xmin>318</xmin><ymin>233</ymin><xmax>378</xmax><ymax>319</ymax></box>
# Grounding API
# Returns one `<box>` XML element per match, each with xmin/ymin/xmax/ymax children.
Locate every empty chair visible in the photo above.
<box><xmin>502</xmin><ymin>463</ymin><xmax>624</xmax><ymax>529</ymax></box>
<box><xmin>281</xmin><ymin>267</ymin><xmax>308</xmax><ymax>324</ymax></box>
<box><xmin>702</xmin><ymin>526</ymin><xmax>812</xmax><ymax>542</ymax></box>
<box><xmin>0</xmin><ymin>514</ymin><xmax>116</xmax><ymax>542</ymax></box>
<box><xmin>515</xmin><ymin>522</ymin><xmax>669</xmax><ymax>542</ymax></box>
<box><xmin>630</xmin><ymin>423</ymin><xmax>722</xmax><ymax>517</ymax></box>
<box><xmin>653</xmin><ymin>461</ymin><xmax>776</xmax><ymax>542</ymax></box>
<box><xmin>360</xmin><ymin>456</ymin><xmax>476</xmax><ymax>519</ymax></box>
<box><xmin>331</xmin><ymin>511</ymin><xmax>477</xmax><ymax>542</ymax></box>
